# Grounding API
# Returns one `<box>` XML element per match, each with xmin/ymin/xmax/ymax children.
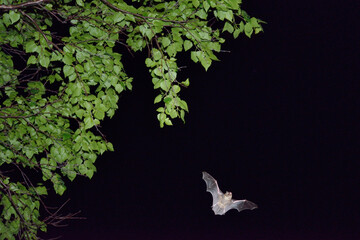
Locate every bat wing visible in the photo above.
<box><xmin>202</xmin><ymin>171</ymin><xmax>223</xmax><ymax>205</ymax></box>
<box><xmin>226</xmin><ymin>199</ymin><xmax>258</xmax><ymax>213</ymax></box>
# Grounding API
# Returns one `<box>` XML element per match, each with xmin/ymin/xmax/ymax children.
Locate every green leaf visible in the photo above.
<box><xmin>94</xmin><ymin>109</ymin><xmax>105</xmax><ymax>120</ymax></box>
<box><xmin>113</xmin><ymin>12</ymin><xmax>125</xmax><ymax>23</ymax></box>
<box><xmin>244</xmin><ymin>22</ymin><xmax>253</xmax><ymax>37</ymax></box>
<box><xmin>2</xmin><ymin>13</ymin><xmax>11</xmax><ymax>27</ymax></box>
<box><xmin>224</xmin><ymin>10</ymin><xmax>234</xmax><ymax>21</ymax></box>
<box><xmin>239</xmin><ymin>21</ymin><xmax>245</xmax><ymax>32</ymax></box>
<box><xmin>255</xmin><ymin>27</ymin><xmax>263</xmax><ymax>34</ymax></box>
<box><xmin>63</xmin><ymin>53</ymin><xmax>74</xmax><ymax>65</ymax></box>
<box><xmin>196</xmin><ymin>51</ymin><xmax>212</xmax><ymax>71</ymax></box>
<box><xmin>63</xmin><ymin>65</ymin><xmax>74</xmax><ymax>77</ymax></box>
<box><xmin>216</xmin><ymin>10</ymin><xmax>225</xmax><ymax>20</ymax></box>
<box><xmin>191</xmin><ymin>51</ymin><xmax>199</xmax><ymax>63</ymax></box>
<box><xmin>75</xmin><ymin>64</ymin><xmax>84</xmax><ymax>73</ymax></box>
<box><xmin>184</xmin><ymin>40</ymin><xmax>193</xmax><ymax>51</ymax></box>
<box><xmin>156</xmin><ymin>107</ymin><xmax>164</xmax><ymax>112</ymax></box>
<box><xmin>78</xmin><ymin>164</ymin><xmax>87</xmax><ymax>176</ymax></box>
<box><xmin>179</xmin><ymin>100</ymin><xmax>189</xmax><ymax>112</ymax></box>
<box><xmin>180</xmin><ymin>109</ymin><xmax>185</xmax><ymax>122</ymax></box>
<box><xmin>126</xmin><ymin>78</ymin><xmax>133</xmax><ymax>90</ymax></box>
<box><xmin>27</xmin><ymin>55</ymin><xmax>37</xmax><ymax>65</ymax></box>
<box><xmin>70</xmin><ymin>82</ymin><xmax>82</xmax><ymax>96</ymax></box>
<box><xmin>76</xmin><ymin>0</ymin><xmax>84</xmax><ymax>6</ymax></box>
<box><xmin>75</xmin><ymin>51</ymin><xmax>87</xmax><ymax>63</ymax></box>
<box><xmin>84</xmin><ymin>160</ymin><xmax>96</xmax><ymax>178</ymax></box>
<box><xmin>172</xmin><ymin>85</ymin><xmax>181</xmax><ymax>93</ymax></box>
<box><xmin>192</xmin><ymin>0</ymin><xmax>200</xmax><ymax>8</ymax></box>
<box><xmin>84</xmin><ymin>117</ymin><xmax>94</xmax><ymax>129</ymax></box>
<box><xmin>115</xmin><ymin>83</ymin><xmax>124</xmax><ymax>93</ymax></box>
<box><xmin>164</xmin><ymin>118</ymin><xmax>173</xmax><ymax>126</ymax></box>
<box><xmin>160</xmin><ymin>80</ymin><xmax>171</xmax><ymax>91</ymax></box>
<box><xmin>107</xmin><ymin>142</ymin><xmax>114</xmax><ymax>151</ymax></box>
<box><xmin>9</xmin><ymin>11</ymin><xmax>20</xmax><ymax>24</ymax></box>
<box><xmin>157</xmin><ymin>112</ymin><xmax>166</xmax><ymax>127</ymax></box>
<box><xmin>203</xmin><ymin>1</ymin><xmax>210</xmax><ymax>11</ymax></box>
<box><xmin>154</xmin><ymin>68</ymin><xmax>163</xmax><ymax>77</ymax></box>
<box><xmin>25</xmin><ymin>41</ymin><xmax>38</xmax><ymax>53</ymax></box>
<box><xmin>145</xmin><ymin>58</ymin><xmax>155</xmax><ymax>67</ymax></box>
<box><xmin>167</xmin><ymin>42</ymin><xmax>182</xmax><ymax>57</ymax></box>
<box><xmin>39</xmin><ymin>56</ymin><xmax>50</xmax><ymax>68</ymax></box>
<box><xmin>89</xmin><ymin>27</ymin><xmax>103</xmax><ymax>38</ymax></box>
<box><xmin>65</xmin><ymin>168</ymin><xmax>77</xmax><ymax>181</ymax></box>
<box><xmin>114</xmin><ymin>65</ymin><xmax>121</xmax><ymax>74</ymax></box>
<box><xmin>139</xmin><ymin>25</ymin><xmax>154</xmax><ymax>39</ymax></box>
<box><xmin>223</xmin><ymin>22</ymin><xmax>234</xmax><ymax>33</ymax></box>
<box><xmin>163</xmin><ymin>96</ymin><xmax>172</xmax><ymax>103</ymax></box>
<box><xmin>45</xmin><ymin>18</ymin><xmax>52</xmax><ymax>26</ymax></box>
<box><xmin>62</xmin><ymin>132</ymin><xmax>72</xmax><ymax>140</ymax></box>
<box><xmin>52</xmin><ymin>174</ymin><xmax>66</xmax><ymax>195</ymax></box>
<box><xmin>154</xmin><ymin>94</ymin><xmax>162</xmax><ymax>104</ymax></box>
<box><xmin>152</xmin><ymin>48</ymin><xmax>162</xmax><ymax>60</ymax></box>
<box><xmin>35</xmin><ymin>186</ymin><xmax>48</xmax><ymax>195</ymax></box>
<box><xmin>233</xmin><ymin>29</ymin><xmax>241</xmax><ymax>38</ymax></box>
<box><xmin>181</xmin><ymin>78</ymin><xmax>190</xmax><ymax>87</ymax></box>
<box><xmin>227</xmin><ymin>0</ymin><xmax>240</xmax><ymax>9</ymax></box>
<box><xmin>125</xmin><ymin>14</ymin><xmax>136</xmax><ymax>23</ymax></box>
<box><xmin>168</xmin><ymin>109</ymin><xmax>178</xmax><ymax>118</ymax></box>
<box><xmin>199</xmin><ymin>31</ymin><xmax>211</xmax><ymax>40</ymax></box>
<box><xmin>161</xmin><ymin>37</ymin><xmax>171</xmax><ymax>48</ymax></box>
<box><xmin>51</xmin><ymin>51</ymin><xmax>63</xmax><ymax>61</ymax></box>
<box><xmin>196</xmin><ymin>9</ymin><xmax>207</xmax><ymax>19</ymax></box>
<box><xmin>250</xmin><ymin>17</ymin><xmax>260</xmax><ymax>28</ymax></box>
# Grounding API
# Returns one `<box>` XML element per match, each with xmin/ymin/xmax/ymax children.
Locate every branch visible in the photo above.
<box><xmin>20</xmin><ymin>9</ymin><xmax>63</xmax><ymax>53</ymax></box>
<box><xmin>0</xmin><ymin>0</ymin><xmax>51</xmax><ymax>10</ymax></box>
<box><xmin>0</xmin><ymin>112</ymin><xmax>40</xmax><ymax>119</ymax></box>
<box><xmin>99</xmin><ymin>0</ymin><xmax>186</xmax><ymax>24</ymax></box>
<box><xmin>0</xmin><ymin>178</ymin><xmax>32</xmax><ymax>239</ymax></box>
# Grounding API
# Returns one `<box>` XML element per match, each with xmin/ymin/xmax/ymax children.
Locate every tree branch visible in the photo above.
<box><xmin>0</xmin><ymin>178</ymin><xmax>32</xmax><ymax>239</ymax></box>
<box><xmin>20</xmin><ymin>9</ymin><xmax>64</xmax><ymax>53</ymax></box>
<box><xmin>0</xmin><ymin>0</ymin><xmax>51</xmax><ymax>10</ymax></box>
<box><xmin>99</xmin><ymin>0</ymin><xmax>186</xmax><ymax>24</ymax></box>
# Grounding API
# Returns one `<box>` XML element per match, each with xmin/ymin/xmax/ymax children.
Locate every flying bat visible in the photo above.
<box><xmin>202</xmin><ymin>171</ymin><xmax>258</xmax><ymax>215</ymax></box>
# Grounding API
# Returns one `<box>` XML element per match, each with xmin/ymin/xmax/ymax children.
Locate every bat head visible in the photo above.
<box><xmin>224</xmin><ymin>191</ymin><xmax>232</xmax><ymax>200</ymax></box>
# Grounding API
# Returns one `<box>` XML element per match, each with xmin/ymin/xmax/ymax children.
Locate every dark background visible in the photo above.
<box><xmin>46</xmin><ymin>0</ymin><xmax>359</xmax><ymax>239</ymax></box>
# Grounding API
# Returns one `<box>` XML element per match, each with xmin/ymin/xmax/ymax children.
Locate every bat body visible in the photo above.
<box><xmin>202</xmin><ymin>171</ymin><xmax>257</xmax><ymax>215</ymax></box>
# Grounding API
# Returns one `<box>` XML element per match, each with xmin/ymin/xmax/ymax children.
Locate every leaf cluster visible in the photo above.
<box><xmin>0</xmin><ymin>0</ymin><xmax>263</xmax><ymax>238</ymax></box>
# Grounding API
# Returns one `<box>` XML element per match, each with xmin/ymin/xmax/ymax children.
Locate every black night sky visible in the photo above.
<box><xmin>43</xmin><ymin>0</ymin><xmax>359</xmax><ymax>239</ymax></box>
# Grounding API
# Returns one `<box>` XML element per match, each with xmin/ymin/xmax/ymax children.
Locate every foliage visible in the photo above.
<box><xmin>0</xmin><ymin>0</ymin><xmax>263</xmax><ymax>238</ymax></box>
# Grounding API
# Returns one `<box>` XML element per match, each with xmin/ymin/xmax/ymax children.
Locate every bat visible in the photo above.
<box><xmin>202</xmin><ymin>171</ymin><xmax>258</xmax><ymax>215</ymax></box>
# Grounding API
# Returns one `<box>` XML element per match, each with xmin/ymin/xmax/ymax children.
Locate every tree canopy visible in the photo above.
<box><xmin>0</xmin><ymin>0</ymin><xmax>263</xmax><ymax>238</ymax></box>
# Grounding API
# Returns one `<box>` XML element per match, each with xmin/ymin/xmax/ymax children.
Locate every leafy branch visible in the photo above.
<box><xmin>0</xmin><ymin>0</ymin><xmax>51</xmax><ymax>11</ymax></box>
<box><xmin>0</xmin><ymin>0</ymin><xmax>264</xmax><ymax>238</ymax></box>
